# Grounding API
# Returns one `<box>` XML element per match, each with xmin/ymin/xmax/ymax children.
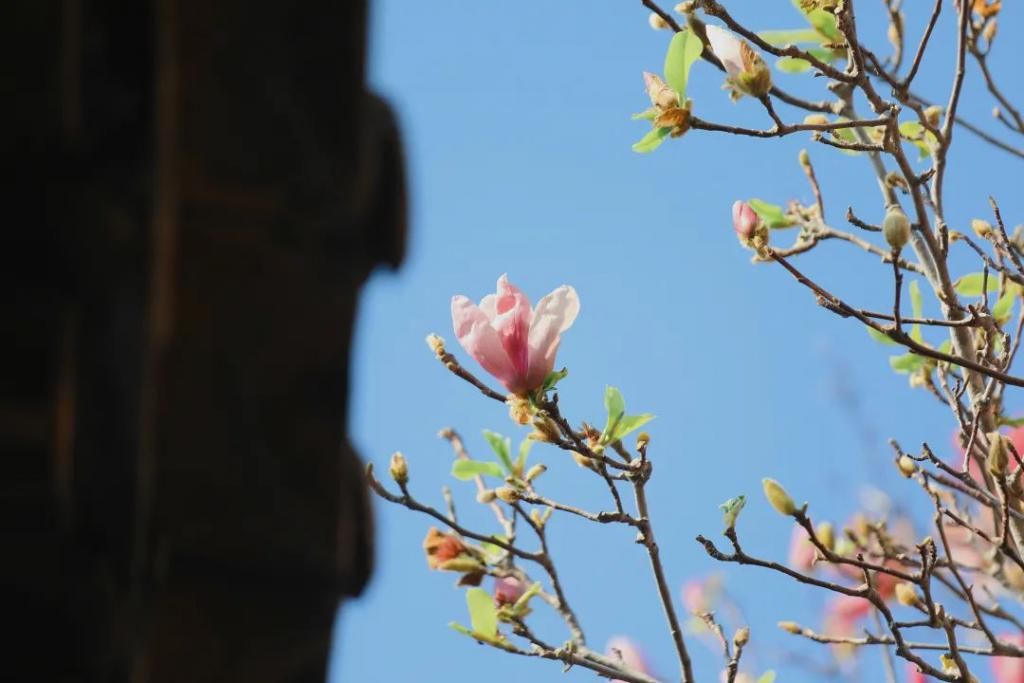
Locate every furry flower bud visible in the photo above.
<box><xmin>883</xmin><ymin>208</ymin><xmax>912</xmax><ymax>251</ymax></box>
<box><xmin>389</xmin><ymin>451</ymin><xmax>409</xmax><ymax>485</ymax></box>
<box><xmin>988</xmin><ymin>432</ymin><xmax>1009</xmax><ymax>477</ymax></box>
<box><xmin>762</xmin><ymin>478</ymin><xmax>798</xmax><ymax>516</ymax></box>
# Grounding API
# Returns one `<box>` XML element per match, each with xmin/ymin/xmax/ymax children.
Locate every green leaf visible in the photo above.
<box><xmin>466</xmin><ymin>587</ymin><xmax>498</xmax><ymax>638</ymax></box>
<box><xmin>866</xmin><ymin>326</ymin><xmax>898</xmax><ymax>345</ymax></box>
<box><xmin>449</xmin><ymin>622</ymin><xmax>473</xmax><ymax>637</ymax></box>
<box><xmin>720</xmin><ymin>495</ymin><xmax>746</xmax><ymax>530</ymax></box>
<box><xmin>776</xmin><ymin>57</ymin><xmax>813</xmax><ymax>73</ymax></box>
<box><xmin>756</xmin><ymin>672</ymin><xmax>777</xmax><ymax>683</ymax></box>
<box><xmin>748</xmin><ymin>198</ymin><xmax>795</xmax><ymax>228</ymax></box>
<box><xmin>908</xmin><ymin>280</ymin><xmax>923</xmax><ymax>343</ymax></box>
<box><xmin>631</xmin><ymin>107</ymin><xmax>658</xmax><ymax>120</ymax></box>
<box><xmin>663</xmin><ymin>29</ymin><xmax>704</xmax><ymax>102</ymax></box>
<box><xmin>515</xmin><ymin>439</ymin><xmax>533</xmax><ymax>476</ymax></box>
<box><xmin>632</xmin><ymin>127</ymin><xmax>670</xmax><ymax>153</ymax></box>
<box><xmin>483</xmin><ymin>430</ymin><xmax>514</xmax><ymax>473</ymax></box>
<box><xmin>999</xmin><ymin>415</ymin><xmax>1024</xmax><ymax>427</ymax></box>
<box><xmin>889</xmin><ymin>352</ymin><xmax>927</xmax><ymax>374</ymax></box>
<box><xmin>452</xmin><ymin>459</ymin><xmax>505</xmax><ymax>480</ymax></box>
<box><xmin>614</xmin><ymin>413</ymin><xmax>655</xmax><ymax>441</ymax></box>
<box><xmin>791</xmin><ymin>0</ymin><xmax>840</xmax><ymax>41</ymax></box>
<box><xmin>955</xmin><ymin>273</ymin><xmax>1000</xmax><ymax>296</ymax></box>
<box><xmin>937</xmin><ymin>339</ymin><xmax>952</xmax><ymax>355</ymax></box>
<box><xmin>602</xmin><ymin>386</ymin><xmax>626</xmax><ymax>442</ymax></box>
<box><xmin>759</xmin><ymin>28</ymin><xmax>823</xmax><ymax>45</ymax></box>
<box><xmin>993</xmin><ymin>290</ymin><xmax>1015</xmax><ymax>323</ymax></box>
<box><xmin>899</xmin><ymin>120</ymin><xmax>936</xmax><ymax>159</ymax></box>
<box><xmin>541</xmin><ymin>367</ymin><xmax>569</xmax><ymax>393</ymax></box>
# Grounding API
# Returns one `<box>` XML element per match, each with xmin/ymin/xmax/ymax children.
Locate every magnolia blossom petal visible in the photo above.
<box><xmin>993</xmin><ymin>634</ymin><xmax>1024</xmax><ymax>683</ymax></box>
<box><xmin>525</xmin><ymin>285</ymin><xmax>580</xmax><ymax>389</ymax></box>
<box><xmin>491</xmin><ymin>274</ymin><xmax>533</xmax><ymax>378</ymax></box>
<box><xmin>732</xmin><ymin>200</ymin><xmax>758</xmax><ymax>239</ymax></box>
<box><xmin>788</xmin><ymin>526</ymin><xmax>816</xmax><ymax>572</ymax></box>
<box><xmin>705</xmin><ymin>25</ymin><xmax>744</xmax><ymax>77</ymax></box>
<box><xmin>452</xmin><ymin>295</ymin><xmax>519</xmax><ymax>391</ymax></box>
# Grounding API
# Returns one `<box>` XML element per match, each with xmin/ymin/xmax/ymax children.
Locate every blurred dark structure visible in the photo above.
<box><xmin>4</xmin><ymin>1</ymin><xmax>403</xmax><ymax>680</ymax></box>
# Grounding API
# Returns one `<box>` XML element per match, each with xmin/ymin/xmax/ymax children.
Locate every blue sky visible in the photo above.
<box><xmin>331</xmin><ymin>2</ymin><xmax>1024</xmax><ymax>682</ymax></box>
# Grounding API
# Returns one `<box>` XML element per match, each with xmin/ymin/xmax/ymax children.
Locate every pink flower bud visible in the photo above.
<box><xmin>732</xmin><ymin>201</ymin><xmax>758</xmax><ymax>240</ymax></box>
<box><xmin>493</xmin><ymin>576</ymin><xmax>526</xmax><ymax>606</ymax></box>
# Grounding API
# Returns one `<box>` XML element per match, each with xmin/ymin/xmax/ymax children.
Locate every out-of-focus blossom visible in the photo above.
<box><xmin>824</xmin><ymin>594</ymin><xmax>871</xmax><ymax>660</ymax></box>
<box><xmin>423</xmin><ymin>527</ymin><xmax>466</xmax><ymax>569</ymax></box>
<box><xmin>788</xmin><ymin>525</ymin><xmax>816</xmax><ymax>572</ymax></box>
<box><xmin>992</xmin><ymin>633</ymin><xmax>1024</xmax><ymax>683</ymax></box>
<box><xmin>493</xmin><ymin>576</ymin><xmax>526</xmax><ymax>606</ymax></box>
<box><xmin>451</xmin><ymin>274</ymin><xmax>579</xmax><ymax>395</ymax></box>
<box><xmin>681</xmin><ymin>578</ymin><xmax>713</xmax><ymax>615</ymax></box>
<box><xmin>906</xmin><ymin>662</ymin><xmax>928</xmax><ymax>683</ymax></box>
<box><xmin>607</xmin><ymin>637</ymin><xmax>655</xmax><ymax>682</ymax></box>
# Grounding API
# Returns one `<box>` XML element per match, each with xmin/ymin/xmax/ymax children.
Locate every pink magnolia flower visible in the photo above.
<box><xmin>992</xmin><ymin>633</ymin><xmax>1024</xmax><ymax>683</ymax></box>
<box><xmin>788</xmin><ymin>526</ymin><xmax>816</xmax><ymax>573</ymax></box>
<box><xmin>681</xmin><ymin>579</ymin><xmax>709</xmax><ymax>615</ymax></box>
<box><xmin>732</xmin><ymin>201</ymin><xmax>758</xmax><ymax>240</ymax></box>
<box><xmin>606</xmin><ymin>637</ymin><xmax>654</xmax><ymax>682</ymax></box>
<box><xmin>451</xmin><ymin>274</ymin><xmax>580</xmax><ymax>395</ymax></box>
<box><xmin>493</xmin><ymin>576</ymin><xmax>526</xmax><ymax>606</ymax></box>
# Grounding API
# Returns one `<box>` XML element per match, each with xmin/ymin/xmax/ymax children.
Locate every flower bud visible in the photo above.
<box><xmin>426</xmin><ymin>333</ymin><xmax>446</xmax><ymax>358</ymax></box>
<box><xmin>803</xmin><ymin>114</ymin><xmax>830</xmax><ymax>127</ymax></box>
<box><xmin>636</xmin><ymin>431</ymin><xmax>650</xmax><ymax>451</ymax></box>
<box><xmin>732</xmin><ymin>200</ymin><xmax>759</xmax><ymax>240</ymax></box>
<box><xmin>530</xmin><ymin>414</ymin><xmax>561</xmax><ymax>443</ymax></box>
<box><xmin>762</xmin><ymin>478</ymin><xmax>797</xmax><ymax>516</ymax></box>
<box><xmin>777</xmin><ymin>621</ymin><xmax>803</xmax><ymax>634</ymax></box>
<box><xmin>971</xmin><ymin>218</ymin><xmax>994</xmax><ymax>240</ymax></box>
<box><xmin>894</xmin><ymin>582</ymin><xmax>920</xmax><ymax>607</ymax></box>
<box><xmin>643</xmin><ymin>72</ymin><xmax>679</xmax><ymax>110</ymax></box>
<box><xmin>648</xmin><ymin>12</ymin><xmax>669</xmax><ymax>30</ymax></box>
<box><xmin>495</xmin><ymin>486</ymin><xmax>520</xmax><ymax>504</ymax></box>
<box><xmin>798</xmin><ymin>149</ymin><xmax>811</xmax><ymax>167</ymax></box>
<box><xmin>674</xmin><ymin>1</ymin><xmax>696</xmax><ymax>13</ymax></box>
<box><xmin>736</xmin><ymin>42</ymin><xmax>772</xmax><ymax>98</ymax></box>
<box><xmin>982</xmin><ymin>18</ymin><xmax>998</xmax><ymax>44</ymax></box>
<box><xmin>389</xmin><ymin>451</ymin><xmax>409</xmax><ymax>485</ymax></box>
<box><xmin>525</xmin><ymin>463</ymin><xmax>547</xmax><ymax>483</ymax></box>
<box><xmin>733</xmin><ymin>626</ymin><xmax>750</xmax><ymax>647</ymax></box>
<box><xmin>883</xmin><ymin>208</ymin><xmax>912</xmax><ymax>251</ymax></box>
<box><xmin>897</xmin><ymin>455</ymin><xmax>917</xmax><ymax>477</ymax></box>
<box><xmin>987</xmin><ymin>432</ymin><xmax>1009</xmax><ymax>477</ymax></box>
<box><xmin>571</xmin><ymin>450</ymin><xmax>597</xmax><ymax>470</ymax></box>
<box><xmin>816</xmin><ymin>522</ymin><xmax>835</xmax><ymax>552</ymax></box>
<box><xmin>923</xmin><ymin>105</ymin><xmax>943</xmax><ymax>127</ymax></box>
<box><xmin>494</xmin><ymin>576</ymin><xmax>527</xmax><ymax>606</ymax></box>
<box><xmin>477</xmin><ymin>489</ymin><xmax>497</xmax><ymax>504</ymax></box>
<box><xmin>423</xmin><ymin>527</ymin><xmax>467</xmax><ymax>569</ymax></box>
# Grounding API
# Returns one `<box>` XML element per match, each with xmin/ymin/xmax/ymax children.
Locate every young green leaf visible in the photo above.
<box><xmin>515</xmin><ymin>438</ymin><xmax>533</xmax><ymax>476</ymax></box>
<box><xmin>909</xmin><ymin>280</ymin><xmax>923</xmax><ymax>343</ymax></box>
<box><xmin>632</xmin><ymin>127</ymin><xmax>670</xmax><ymax>153</ymax></box>
<box><xmin>776</xmin><ymin>57</ymin><xmax>812</xmax><ymax>74</ymax></box>
<box><xmin>631</xmin><ymin>107</ymin><xmax>658</xmax><ymax>120</ymax></box>
<box><xmin>954</xmin><ymin>273</ymin><xmax>1000</xmax><ymax>296</ymax></box>
<box><xmin>614</xmin><ymin>413</ymin><xmax>655</xmax><ymax>441</ymax></box>
<box><xmin>466</xmin><ymin>587</ymin><xmax>499</xmax><ymax>638</ymax></box>
<box><xmin>663</xmin><ymin>29</ymin><xmax>704</xmax><ymax>102</ymax></box>
<box><xmin>483</xmin><ymin>430</ymin><xmax>514</xmax><ymax>473</ymax></box>
<box><xmin>541</xmin><ymin>367</ymin><xmax>569</xmax><ymax>393</ymax></box>
<box><xmin>889</xmin><ymin>352</ymin><xmax>927</xmax><ymax>374</ymax></box>
<box><xmin>452</xmin><ymin>459</ymin><xmax>505</xmax><ymax>481</ymax></box>
<box><xmin>791</xmin><ymin>0</ymin><xmax>839</xmax><ymax>41</ymax></box>
<box><xmin>866</xmin><ymin>326</ymin><xmax>897</xmax><ymax>345</ymax></box>
<box><xmin>720</xmin><ymin>495</ymin><xmax>746</xmax><ymax>530</ymax></box>
<box><xmin>747</xmin><ymin>198</ymin><xmax>794</xmax><ymax>228</ymax></box>
<box><xmin>601</xmin><ymin>386</ymin><xmax>627</xmax><ymax>442</ymax></box>
<box><xmin>993</xmin><ymin>290</ymin><xmax>1016</xmax><ymax>323</ymax></box>
<box><xmin>759</xmin><ymin>28</ymin><xmax>822</xmax><ymax>45</ymax></box>
<box><xmin>756</xmin><ymin>672</ymin><xmax>777</xmax><ymax>683</ymax></box>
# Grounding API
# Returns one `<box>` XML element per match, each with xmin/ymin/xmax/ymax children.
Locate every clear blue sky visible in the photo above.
<box><xmin>331</xmin><ymin>2</ymin><xmax>1024</xmax><ymax>682</ymax></box>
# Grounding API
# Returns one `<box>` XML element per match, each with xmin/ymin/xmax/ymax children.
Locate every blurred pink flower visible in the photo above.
<box><xmin>732</xmin><ymin>201</ymin><xmax>758</xmax><ymax>240</ymax></box>
<box><xmin>906</xmin><ymin>662</ymin><xmax>928</xmax><ymax>683</ymax></box>
<box><xmin>681</xmin><ymin>579</ymin><xmax>709</xmax><ymax>615</ymax></box>
<box><xmin>451</xmin><ymin>274</ymin><xmax>580</xmax><ymax>395</ymax></box>
<box><xmin>788</xmin><ymin>526</ymin><xmax>816</xmax><ymax>572</ymax></box>
<box><xmin>606</xmin><ymin>636</ymin><xmax>654</xmax><ymax>682</ymax></box>
<box><xmin>992</xmin><ymin>633</ymin><xmax>1024</xmax><ymax>683</ymax></box>
<box><xmin>493</xmin><ymin>576</ymin><xmax>526</xmax><ymax>606</ymax></box>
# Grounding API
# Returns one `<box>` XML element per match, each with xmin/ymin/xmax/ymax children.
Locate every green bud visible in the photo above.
<box><xmin>987</xmin><ymin>432</ymin><xmax>1009</xmax><ymax>477</ymax></box>
<box><xmin>897</xmin><ymin>455</ymin><xmax>917</xmax><ymax>478</ymax></box>
<box><xmin>883</xmin><ymin>208</ymin><xmax>911</xmax><ymax>251</ymax></box>
<box><xmin>525</xmin><ymin>463</ymin><xmax>547</xmax><ymax>483</ymax></box>
<box><xmin>495</xmin><ymin>486</ymin><xmax>520</xmax><ymax>504</ymax></box>
<box><xmin>762</xmin><ymin>478</ymin><xmax>797</xmax><ymax>516</ymax></box>
<box><xmin>778</xmin><ymin>621</ymin><xmax>803</xmax><ymax>634</ymax></box>
<box><xmin>389</xmin><ymin>451</ymin><xmax>409</xmax><ymax>485</ymax></box>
